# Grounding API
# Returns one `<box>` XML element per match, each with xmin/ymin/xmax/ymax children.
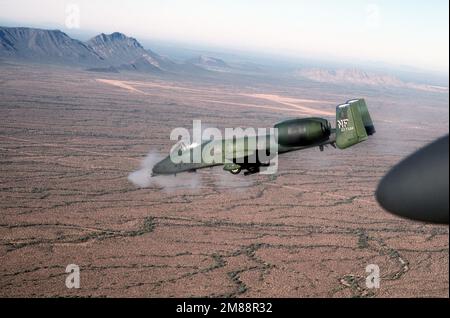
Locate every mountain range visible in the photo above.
<box><xmin>295</xmin><ymin>68</ymin><xmax>448</xmax><ymax>93</ymax></box>
<box><xmin>1</xmin><ymin>26</ymin><xmax>447</xmax><ymax>92</ymax></box>
<box><xmin>0</xmin><ymin>26</ymin><xmax>229</xmax><ymax>74</ymax></box>
<box><xmin>185</xmin><ymin>55</ymin><xmax>230</xmax><ymax>71</ymax></box>
<box><xmin>0</xmin><ymin>27</ymin><xmax>103</xmax><ymax>65</ymax></box>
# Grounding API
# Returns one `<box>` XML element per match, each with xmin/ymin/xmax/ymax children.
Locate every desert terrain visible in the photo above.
<box><xmin>0</xmin><ymin>61</ymin><xmax>448</xmax><ymax>297</ymax></box>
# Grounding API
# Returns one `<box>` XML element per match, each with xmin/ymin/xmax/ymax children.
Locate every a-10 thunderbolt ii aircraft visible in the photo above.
<box><xmin>152</xmin><ymin>99</ymin><xmax>375</xmax><ymax>177</ymax></box>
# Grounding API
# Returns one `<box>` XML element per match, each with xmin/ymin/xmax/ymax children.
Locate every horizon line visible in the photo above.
<box><xmin>1</xmin><ymin>21</ymin><xmax>449</xmax><ymax>78</ymax></box>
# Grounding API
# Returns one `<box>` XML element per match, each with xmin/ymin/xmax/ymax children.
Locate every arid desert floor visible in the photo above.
<box><xmin>0</xmin><ymin>62</ymin><xmax>448</xmax><ymax>297</ymax></box>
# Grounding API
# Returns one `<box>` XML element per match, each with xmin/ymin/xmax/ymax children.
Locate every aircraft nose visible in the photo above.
<box><xmin>152</xmin><ymin>156</ymin><xmax>176</xmax><ymax>176</ymax></box>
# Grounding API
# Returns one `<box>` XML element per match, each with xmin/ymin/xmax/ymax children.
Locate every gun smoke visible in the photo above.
<box><xmin>128</xmin><ymin>151</ymin><xmax>200</xmax><ymax>191</ymax></box>
<box><xmin>127</xmin><ymin>150</ymin><xmax>255</xmax><ymax>192</ymax></box>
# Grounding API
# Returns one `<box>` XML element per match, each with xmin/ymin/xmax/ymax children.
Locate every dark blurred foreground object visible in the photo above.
<box><xmin>376</xmin><ymin>135</ymin><xmax>449</xmax><ymax>224</ymax></box>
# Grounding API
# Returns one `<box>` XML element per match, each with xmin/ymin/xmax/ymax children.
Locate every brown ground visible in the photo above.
<box><xmin>0</xmin><ymin>62</ymin><xmax>448</xmax><ymax>297</ymax></box>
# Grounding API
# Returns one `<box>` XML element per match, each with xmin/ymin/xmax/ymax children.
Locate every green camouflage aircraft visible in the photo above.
<box><xmin>152</xmin><ymin>98</ymin><xmax>375</xmax><ymax>176</ymax></box>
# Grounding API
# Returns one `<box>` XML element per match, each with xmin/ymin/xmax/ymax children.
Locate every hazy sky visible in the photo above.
<box><xmin>0</xmin><ymin>0</ymin><xmax>448</xmax><ymax>72</ymax></box>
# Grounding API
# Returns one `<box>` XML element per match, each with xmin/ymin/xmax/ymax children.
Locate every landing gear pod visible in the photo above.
<box><xmin>223</xmin><ymin>163</ymin><xmax>242</xmax><ymax>174</ymax></box>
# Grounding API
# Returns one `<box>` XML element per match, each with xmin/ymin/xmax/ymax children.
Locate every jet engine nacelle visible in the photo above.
<box><xmin>274</xmin><ymin>118</ymin><xmax>331</xmax><ymax>147</ymax></box>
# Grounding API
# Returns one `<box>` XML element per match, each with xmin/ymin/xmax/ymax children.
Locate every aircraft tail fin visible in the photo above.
<box><xmin>335</xmin><ymin>99</ymin><xmax>373</xmax><ymax>149</ymax></box>
<box><xmin>347</xmin><ymin>98</ymin><xmax>376</xmax><ymax>136</ymax></box>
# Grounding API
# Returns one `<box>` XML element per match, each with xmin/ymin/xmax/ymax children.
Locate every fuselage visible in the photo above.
<box><xmin>152</xmin><ymin>131</ymin><xmax>336</xmax><ymax>176</ymax></box>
